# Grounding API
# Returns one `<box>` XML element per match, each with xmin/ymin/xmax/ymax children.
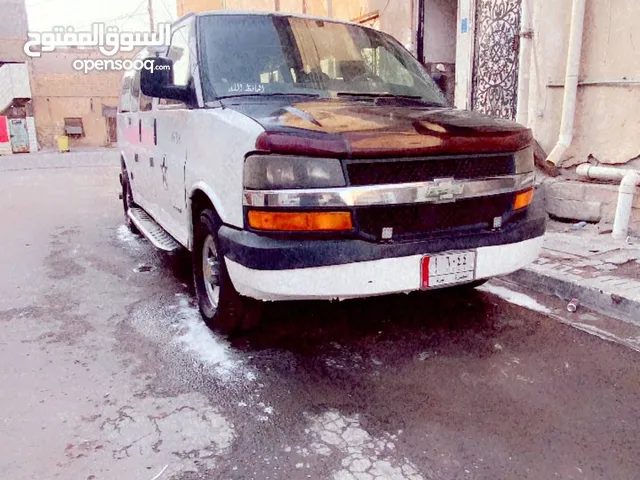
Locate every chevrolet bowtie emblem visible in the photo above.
<box><xmin>416</xmin><ymin>178</ymin><xmax>465</xmax><ymax>203</ymax></box>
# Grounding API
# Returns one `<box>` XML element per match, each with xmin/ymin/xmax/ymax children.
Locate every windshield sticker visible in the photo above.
<box><xmin>228</xmin><ymin>83</ymin><xmax>265</xmax><ymax>93</ymax></box>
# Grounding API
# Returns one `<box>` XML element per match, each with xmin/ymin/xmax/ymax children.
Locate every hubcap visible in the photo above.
<box><xmin>202</xmin><ymin>235</ymin><xmax>221</xmax><ymax>310</ymax></box>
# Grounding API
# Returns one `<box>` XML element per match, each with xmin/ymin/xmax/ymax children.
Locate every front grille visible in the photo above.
<box><xmin>346</xmin><ymin>155</ymin><xmax>515</xmax><ymax>186</ymax></box>
<box><xmin>355</xmin><ymin>193</ymin><xmax>514</xmax><ymax>240</ymax></box>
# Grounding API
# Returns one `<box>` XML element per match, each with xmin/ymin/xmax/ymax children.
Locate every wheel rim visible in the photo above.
<box><xmin>202</xmin><ymin>234</ymin><xmax>221</xmax><ymax>310</ymax></box>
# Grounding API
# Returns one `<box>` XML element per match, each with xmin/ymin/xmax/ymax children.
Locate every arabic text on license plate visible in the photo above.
<box><xmin>421</xmin><ymin>251</ymin><xmax>476</xmax><ymax>289</ymax></box>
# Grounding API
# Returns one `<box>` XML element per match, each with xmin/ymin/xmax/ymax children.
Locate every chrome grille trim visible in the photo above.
<box><xmin>243</xmin><ymin>173</ymin><xmax>535</xmax><ymax>208</ymax></box>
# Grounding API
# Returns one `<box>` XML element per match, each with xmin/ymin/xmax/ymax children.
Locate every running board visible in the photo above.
<box><xmin>127</xmin><ymin>207</ymin><xmax>182</xmax><ymax>252</ymax></box>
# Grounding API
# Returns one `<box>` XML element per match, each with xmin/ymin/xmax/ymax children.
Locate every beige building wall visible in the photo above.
<box><xmin>178</xmin><ymin>0</ymin><xmax>327</xmax><ymax>16</ymax></box>
<box><xmin>0</xmin><ymin>0</ymin><xmax>29</xmax><ymax>62</ymax></box>
<box><xmin>527</xmin><ymin>0</ymin><xmax>640</xmax><ymax>168</ymax></box>
<box><xmin>30</xmin><ymin>50</ymin><xmax>126</xmax><ymax>148</ymax></box>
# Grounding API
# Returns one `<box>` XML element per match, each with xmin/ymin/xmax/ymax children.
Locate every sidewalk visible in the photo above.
<box><xmin>505</xmin><ymin>220</ymin><xmax>640</xmax><ymax>324</ymax></box>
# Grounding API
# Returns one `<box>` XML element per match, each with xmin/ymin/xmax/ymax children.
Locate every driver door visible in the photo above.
<box><xmin>152</xmin><ymin>20</ymin><xmax>194</xmax><ymax>246</ymax></box>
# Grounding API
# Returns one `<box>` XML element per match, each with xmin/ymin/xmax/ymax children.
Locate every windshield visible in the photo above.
<box><xmin>197</xmin><ymin>14</ymin><xmax>447</xmax><ymax>105</ymax></box>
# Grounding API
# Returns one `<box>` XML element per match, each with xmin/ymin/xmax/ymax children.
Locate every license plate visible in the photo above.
<box><xmin>421</xmin><ymin>251</ymin><xmax>476</xmax><ymax>289</ymax></box>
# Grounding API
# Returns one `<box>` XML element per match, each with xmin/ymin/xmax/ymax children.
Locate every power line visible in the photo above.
<box><xmin>68</xmin><ymin>0</ymin><xmax>148</xmax><ymax>31</ymax></box>
<box><xmin>115</xmin><ymin>0</ymin><xmax>149</xmax><ymax>30</ymax></box>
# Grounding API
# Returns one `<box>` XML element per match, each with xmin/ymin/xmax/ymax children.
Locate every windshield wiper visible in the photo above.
<box><xmin>218</xmin><ymin>92</ymin><xmax>322</xmax><ymax>100</ymax></box>
<box><xmin>336</xmin><ymin>92</ymin><xmax>421</xmax><ymax>98</ymax></box>
<box><xmin>336</xmin><ymin>92</ymin><xmax>445</xmax><ymax>107</ymax></box>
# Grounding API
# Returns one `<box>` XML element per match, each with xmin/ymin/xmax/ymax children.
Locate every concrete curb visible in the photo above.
<box><xmin>504</xmin><ymin>262</ymin><xmax>640</xmax><ymax>325</ymax></box>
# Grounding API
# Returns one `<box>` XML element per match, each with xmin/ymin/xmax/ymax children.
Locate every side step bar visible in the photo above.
<box><xmin>127</xmin><ymin>207</ymin><xmax>182</xmax><ymax>252</ymax></box>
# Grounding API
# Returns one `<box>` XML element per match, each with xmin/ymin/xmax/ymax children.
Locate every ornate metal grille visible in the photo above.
<box><xmin>471</xmin><ymin>0</ymin><xmax>522</xmax><ymax>120</ymax></box>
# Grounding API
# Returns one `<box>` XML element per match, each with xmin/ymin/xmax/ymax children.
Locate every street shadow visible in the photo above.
<box><xmin>157</xmin><ymin>244</ymin><xmax>517</xmax><ymax>361</ymax></box>
<box><xmin>231</xmin><ymin>286</ymin><xmax>506</xmax><ymax>359</ymax></box>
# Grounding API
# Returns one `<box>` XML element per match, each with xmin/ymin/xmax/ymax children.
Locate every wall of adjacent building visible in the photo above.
<box><xmin>0</xmin><ymin>0</ymin><xmax>29</xmax><ymax>62</ymax></box>
<box><xmin>527</xmin><ymin>0</ymin><xmax>640</xmax><ymax>168</ymax></box>
<box><xmin>177</xmin><ymin>0</ymin><xmax>327</xmax><ymax>17</ymax></box>
<box><xmin>30</xmin><ymin>50</ymin><xmax>125</xmax><ymax>148</ymax></box>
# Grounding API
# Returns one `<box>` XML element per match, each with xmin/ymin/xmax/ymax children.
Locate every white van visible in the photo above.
<box><xmin>117</xmin><ymin>11</ymin><xmax>546</xmax><ymax>333</ymax></box>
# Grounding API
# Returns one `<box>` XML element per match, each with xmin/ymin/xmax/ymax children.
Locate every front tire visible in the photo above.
<box><xmin>192</xmin><ymin>208</ymin><xmax>262</xmax><ymax>334</ymax></box>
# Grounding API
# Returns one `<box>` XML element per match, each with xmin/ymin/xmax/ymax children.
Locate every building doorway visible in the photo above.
<box><xmin>8</xmin><ymin>118</ymin><xmax>29</xmax><ymax>153</ymax></box>
<box><xmin>420</xmin><ymin>0</ymin><xmax>458</xmax><ymax>104</ymax></box>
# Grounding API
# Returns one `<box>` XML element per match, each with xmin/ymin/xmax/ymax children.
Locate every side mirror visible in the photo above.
<box><xmin>140</xmin><ymin>57</ymin><xmax>192</xmax><ymax>103</ymax></box>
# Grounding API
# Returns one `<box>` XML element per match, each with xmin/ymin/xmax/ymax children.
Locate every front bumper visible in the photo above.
<box><xmin>218</xmin><ymin>199</ymin><xmax>546</xmax><ymax>301</ymax></box>
<box><xmin>225</xmin><ymin>235</ymin><xmax>544</xmax><ymax>301</ymax></box>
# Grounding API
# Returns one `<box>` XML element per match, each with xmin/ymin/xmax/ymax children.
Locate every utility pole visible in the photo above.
<box><xmin>148</xmin><ymin>0</ymin><xmax>155</xmax><ymax>32</ymax></box>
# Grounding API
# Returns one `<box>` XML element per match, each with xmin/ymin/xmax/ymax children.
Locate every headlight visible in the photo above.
<box><xmin>514</xmin><ymin>146</ymin><xmax>534</xmax><ymax>173</ymax></box>
<box><xmin>244</xmin><ymin>155</ymin><xmax>346</xmax><ymax>189</ymax></box>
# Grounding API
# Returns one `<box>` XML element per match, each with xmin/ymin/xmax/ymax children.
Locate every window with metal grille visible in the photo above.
<box><xmin>63</xmin><ymin>117</ymin><xmax>84</xmax><ymax>137</ymax></box>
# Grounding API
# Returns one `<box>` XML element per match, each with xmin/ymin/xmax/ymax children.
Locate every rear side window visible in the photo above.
<box><xmin>130</xmin><ymin>70</ymin><xmax>140</xmax><ymax>113</ymax></box>
<box><xmin>118</xmin><ymin>70</ymin><xmax>135</xmax><ymax>113</ymax></box>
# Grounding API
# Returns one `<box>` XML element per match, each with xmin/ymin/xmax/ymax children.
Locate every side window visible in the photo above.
<box><xmin>132</xmin><ymin>49</ymin><xmax>153</xmax><ymax>111</ymax></box>
<box><xmin>130</xmin><ymin>69</ymin><xmax>140</xmax><ymax>113</ymax></box>
<box><xmin>167</xmin><ymin>26</ymin><xmax>191</xmax><ymax>87</ymax></box>
<box><xmin>140</xmin><ymin>89</ymin><xmax>153</xmax><ymax>112</ymax></box>
<box><xmin>118</xmin><ymin>70</ymin><xmax>135</xmax><ymax>113</ymax></box>
<box><xmin>159</xmin><ymin>25</ymin><xmax>192</xmax><ymax>106</ymax></box>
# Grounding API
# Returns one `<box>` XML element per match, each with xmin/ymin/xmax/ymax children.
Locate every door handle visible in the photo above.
<box><xmin>153</xmin><ymin>118</ymin><xmax>157</xmax><ymax>146</ymax></box>
<box><xmin>134</xmin><ymin>153</ymin><xmax>139</xmax><ymax>162</ymax></box>
<box><xmin>149</xmin><ymin>157</ymin><xmax>154</xmax><ymax>167</ymax></box>
<box><xmin>138</xmin><ymin>119</ymin><xmax>142</xmax><ymax>142</ymax></box>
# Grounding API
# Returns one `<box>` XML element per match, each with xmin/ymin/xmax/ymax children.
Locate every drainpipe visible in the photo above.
<box><xmin>576</xmin><ymin>164</ymin><xmax>640</xmax><ymax>240</ymax></box>
<box><xmin>545</xmin><ymin>0</ymin><xmax>587</xmax><ymax>168</ymax></box>
<box><xmin>516</xmin><ymin>0</ymin><xmax>532</xmax><ymax>126</ymax></box>
<box><xmin>416</xmin><ymin>0</ymin><xmax>425</xmax><ymax>64</ymax></box>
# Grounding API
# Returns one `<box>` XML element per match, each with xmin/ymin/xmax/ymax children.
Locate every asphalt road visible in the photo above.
<box><xmin>1</xmin><ymin>150</ymin><xmax>640</xmax><ymax>480</ymax></box>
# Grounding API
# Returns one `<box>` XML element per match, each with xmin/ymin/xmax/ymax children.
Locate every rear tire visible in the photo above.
<box><xmin>120</xmin><ymin>169</ymin><xmax>139</xmax><ymax>235</ymax></box>
<box><xmin>192</xmin><ymin>208</ymin><xmax>262</xmax><ymax>335</ymax></box>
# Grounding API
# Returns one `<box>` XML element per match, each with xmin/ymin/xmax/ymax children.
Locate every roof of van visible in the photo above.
<box><xmin>176</xmin><ymin>10</ymin><xmax>374</xmax><ymax>30</ymax></box>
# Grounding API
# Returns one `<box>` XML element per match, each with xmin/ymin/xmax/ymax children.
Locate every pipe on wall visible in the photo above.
<box><xmin>416</xmin><ymin>0</ymin><xmax>425</xmax><ymax>64</ymax></box>
<box><xmin>576</xmin><ymin>164</ymin><xmax>640</xmax><ymax>240</ymax></box>
<box><xmin>516</xmin><ymin>0</ymin><xmax>532</xmax><ymax>126</ymax></box>
<box><xmin>547</xmin><ymin>79</ymin><xmax>640</xmax><ymax>87</ymax></box>
<box><xmin>545</xmin><ymin>0</ymin><xmax>587</xmax><ymax>169</ymax></box>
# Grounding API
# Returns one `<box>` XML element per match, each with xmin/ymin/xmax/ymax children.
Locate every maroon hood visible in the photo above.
<box><xmin>224</xmin><ymin>98</ymin><xmax>533</xmax><ymax>159</ymax></box>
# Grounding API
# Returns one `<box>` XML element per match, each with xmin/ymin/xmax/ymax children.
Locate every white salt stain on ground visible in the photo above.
<box><xmin>300</xmin><ymin>410</ymin><xmax>424</xmax><ymax>480</ymax></box>
<box><xmin>171</xmin><ymin>297</ymin><xmax>248</xmax><ymax>381</ymax></box>
<box><xmin>129</xmin><ymin>293</ymin><xmax>260</xmax><ymax>386</ymax></box>
<box><xmin>116</xmin><ymin>224</ymin><xmax>144</xmax><ymax>250</ymax></box>
<box><xmin>478</xmin><ymin>283</ymin><xmax>551</xmax><ymax>314</ymax></box>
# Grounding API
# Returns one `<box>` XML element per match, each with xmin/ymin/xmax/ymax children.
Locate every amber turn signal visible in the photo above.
<box><xmin>248</xmin><ymin>210</ymin><xmax>353</xmax><ymax>232</ymax></box>
<box><xmin>513</xmin><ymin>188</ymin><xmax>534</xmax><ymax>210</ymax></box>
